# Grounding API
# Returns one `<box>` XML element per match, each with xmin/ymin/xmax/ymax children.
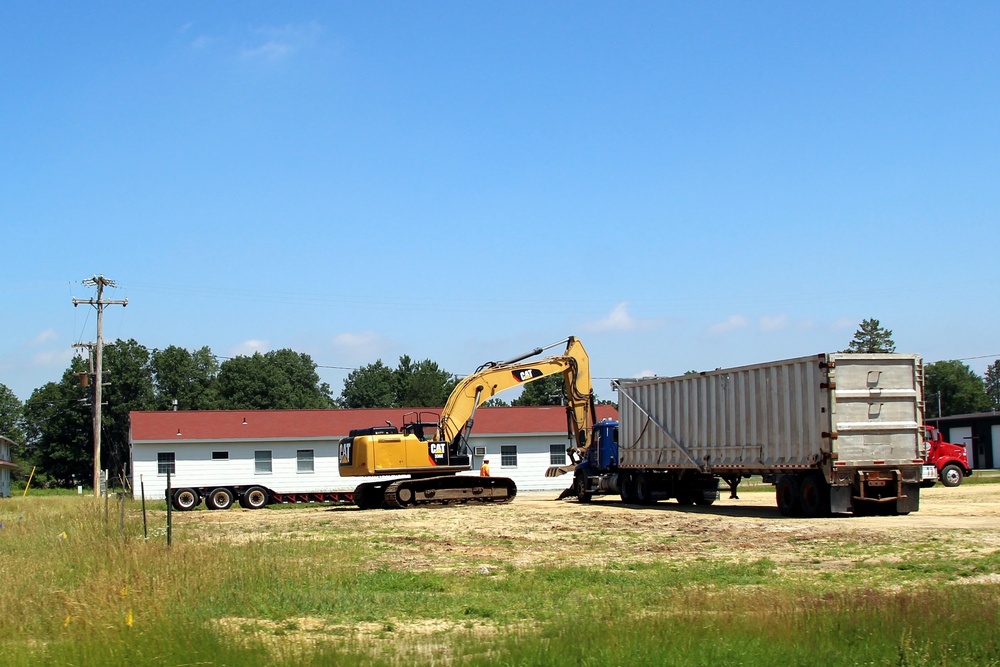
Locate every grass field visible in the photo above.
<box><xmin>1</xmin><ymin>484</ymin><xmax>998</xmax><ymax>666</ymax></box>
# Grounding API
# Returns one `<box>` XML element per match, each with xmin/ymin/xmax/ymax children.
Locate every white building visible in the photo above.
<box><xmin>0</xmin><ymin>436</ymin><xmax>16</xmax><ymax>498</ymax></box>
<box><xmin>130</xmin><ymin>405</ymin><xmax>618</xmax><ymax>501</ymax></box>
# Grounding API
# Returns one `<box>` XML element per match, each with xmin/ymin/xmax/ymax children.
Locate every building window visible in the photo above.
<box><xmin>549</xmin><ymin>444</ymin><xmax>566</xmax><ymax>466</ymax></box>
<box><xmin>212</xmin><ymin>451</ymin><xmax>229</xmax><ymax>460</ymax></box>
<box><xmin>500</xmin><ymin>445</ymin><xmax>517</xmax><ymax>468</ymax></box>
<box><xmin>255</xmin><ymin>450</ymin><xmax>272</xmax><ymax>474</ymax></box>
<box><xmin>157</xmin><ymin>452</ymin><xmax>175</xmax><ymax>476</ymax></box>
<box><xmin>297</xmin><ymin>449</ymin><xmax>314</xmax><ymax>473</ymax></box>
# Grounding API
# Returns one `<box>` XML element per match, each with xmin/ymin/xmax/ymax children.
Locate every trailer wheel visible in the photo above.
<box><xmin>940</xmin><ymin>464</ymin><xmax>964</xmax><ymax>488</ymax></box>
<box><xmin>634</xmin><ymin>474</ymin><xmax>656</xmax><ymax>505</ymax></box>
<box><xmin>799</xmin><ymin>474</ymin><xmax>830</xmax><ymax>518</ymax></box>
<box><xmin>239</xmin><ymin>486</ymin><xmax>269</xmax><ymax>510</ymax></box>
<box><xmin>775</xmin><ymin>475</ymin><xmax>801</xmax><ymax>517</ymax></box>
<box><xmin>694</xmin><ymin>493</ymin><xmax>715</xmax><ymax>507</ymax></box>
<box><xmin>619</xmin><ymin>473</ymin><xmax>635</xmax><ymax>504</ymax></box>
<box><xmin>172</xmin><ymin>488</ymin><xmax>200</xmax><ymax>511</ymax></box>
<box><xmin>206</xmin><ymin>487</ymin><xmax>234</xmax><ymax>510</ymax></box>
<box><xmin>675</xmin><ymin>488</ymin><xmax>695</xmax><ymax>505</ymax></box>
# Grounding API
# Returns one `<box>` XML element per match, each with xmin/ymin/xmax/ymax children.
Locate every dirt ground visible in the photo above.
<box><xmin>181</xmin><ymin>480</ymin><xmax>1000</xmax><ymax>575</ymax></box>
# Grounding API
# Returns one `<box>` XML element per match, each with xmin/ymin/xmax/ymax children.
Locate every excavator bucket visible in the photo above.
<box><xmin>545</xmin><ymin>464</ymin><xmax>575</xmax><ymax>478</ymax></box>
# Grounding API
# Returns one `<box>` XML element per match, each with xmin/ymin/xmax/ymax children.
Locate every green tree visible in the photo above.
<box><xmin>512</xmin><ymin>375</ymin><xmax>565</xmax><ymax>406</ymax></box>
<box><xmin>393</xmin><ymin>356</ymin><xmax>458</xmax><ymax>408</ymax></box>
<box><xmin>983</xmin><ymin>360</ymin><xmax>1000</xmax><ymax>410</ymax></box>
<box><xmin>0</xmin><ymin>383</ymin><xmax>25</xmax><ymax>445</ymax></box>
<box><xmin>151</xmin><ymin>345</ymin><xmax>220</xmax><ymax>410</ymax></box>
<box><xmin>338</xmin><ymin>360</ymin><xmax>395</xmax><ymax>408</ymax></box>
<box><xmin>219</xmin><ymin>349</ymin><xmax>333</xmax><ymax>410</ymax></box>
<box><xmin>101</xmin><ymin>339</ymin><xmax>157</xmax><ymax>477</ymax></box>
<box><xmin>845</xmin><ymin>318</ymin><xmax>896</xmax><ymax>353</ymax></box>
<box><xmin>924</xmin><ymin>360</ymin><xmax>990</xmax><ymax>418</ymax></box>
<box><xmin>481</xmin><ymin>397</ymin><xmax>509</xmax><ymax>407</ymax></box>
<box><xmin>22</xmin><ymin>358</ymin><xmax>92</xmax><ymax>486</ymax></box>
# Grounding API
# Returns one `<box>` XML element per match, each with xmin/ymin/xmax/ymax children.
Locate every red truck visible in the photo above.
<box><xmin>922</xmin><ymin>425</ymin><xmax>972</xmax><ymax>487</ymax></box>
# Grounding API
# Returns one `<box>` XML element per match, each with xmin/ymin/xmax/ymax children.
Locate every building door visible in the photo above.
<box><xmin>992</xmin><ymin>425</ymin><xmax>1000</xmax><ymax>470</ymax></box>
<box><xmin>949</xmin><ymin>426</ymin><xmax>974</xmax><ymax>469</ymax></box>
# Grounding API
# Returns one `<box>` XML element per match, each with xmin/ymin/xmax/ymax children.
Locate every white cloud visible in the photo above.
<box><xmin>332</xmin><ymin>331</ymin><xmax>390</xmax><ymax>365</ymax></box>
<box><xmin>758</xmin><ymin>314</ymin><xmax>789</xmax><ymax>332</ymax></box>
<box><xmin>708</xmin><ymin>314</ymin><xmax>749</xmax><ymax>335</ymax></box>
<box><xmin>32</xmin><ymin>348</ymin><xmax>74</xmax><ymax>367</ymax></box>
<box><xmin>584</xmin><ymin>302</ymin><xmax>659</xmax><ymax>333</ymax></box>
<box><xmin>186</xmin><ymin>22</ymin><xmax>323</xmax><ymax>62</ymax></box>
<box><xmin>242</xmin><ymin>40</ymin><xmax>293</xmax><ymax>60</ymax></box>
<box><xmin>231</xmin><ymin>339</ymin><xmax>270</xmax><ymax>356</ymax></box>
<box><xmin>190</xmin><ymin>34</ymin><xmax>215</xmax><ymax>51</ymax></box>
<box><xmin>30</xmin><ymin>329</ymin><xmax>59</xmax><ymax>346</ymax></box>
<box><xmin>241</xmin><ymin>22</ymin><xmax>323</xmax><ymax>61</ymax></box>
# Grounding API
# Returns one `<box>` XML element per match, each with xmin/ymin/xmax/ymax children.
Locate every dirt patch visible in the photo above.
<box><xmin>177</xmin><ymin>481</ymin><xmax>1000</xmax><ymax>576</ymax></box>
<box><xmin>215</xmin><ymin>615</ymin><xmax>507</xmax><ymax>664</ymax></box>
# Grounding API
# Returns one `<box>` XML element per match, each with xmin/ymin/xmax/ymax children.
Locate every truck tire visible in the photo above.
<box><xmin>206</xmin><ymin>487</ymin><xmax>234</xmax><ymax>510</ymax></box>
<box><xmin>172</xmin><ymin>488</ymin><xmax>200</xmax><ymax>511</ymax></box>
<box><xmin>634</xmin><ymin>473</ymin><xmax>656</xmax><ymax>505</ymax></box>
<box><xmin>940</xmin><ymin>464</ymin><xmax>964</xmax><ymax>488</ymax></box>
<box><xmin>799</xmin><ymin>474</ymin><xmax>830</xmax><ymax>518</ymax></box>
<box><xmin>575</xmin><ymin>471</ymin><xmax>593</xmax><ymax>503</ymax></box>
<box><xmin>775</xmin><ymin>475</ymin><xmax>801</xmax><ymax>517</ymax></box>
<box><xmin>239</xmin><ymin>486</ymin><xmax>269</xmax><ymax>509</ymax></box>
<box><xmin>619</xmin><ymin>473</ymin><xmax>635</xmax><ymax>504</ymax></box>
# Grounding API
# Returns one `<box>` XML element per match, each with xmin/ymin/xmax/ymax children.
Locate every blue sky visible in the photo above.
<box><xmin>2</xmin><ymin>2</ymin><xmax>998</xmax><ymax>402</ymax></box>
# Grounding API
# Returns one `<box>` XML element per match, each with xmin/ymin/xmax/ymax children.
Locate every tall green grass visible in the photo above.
<box><xmin>1</xmin><ymin>496</ymin><xmax>997</xmax><ymax>666</ymax></box>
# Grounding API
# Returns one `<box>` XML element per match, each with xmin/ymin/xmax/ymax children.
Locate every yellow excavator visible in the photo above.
<box><xmin>339</xmin><ymin>336</ymin><xmax>596</xmax><ymax>509</ymax></box>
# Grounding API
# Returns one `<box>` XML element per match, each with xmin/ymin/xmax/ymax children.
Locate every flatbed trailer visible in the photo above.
<box><xmin>168</xmin><ymin>484</ymin><xmax>354</xmax><ymax>511</ymax></box>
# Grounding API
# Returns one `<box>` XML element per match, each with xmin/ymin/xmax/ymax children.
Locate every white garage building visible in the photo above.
<box><xmin>130</xmin><ymin>405</ymin><xmax>618</xmax><ymax>501</ymax></box>
<box><xmin>0</xmin><ymin>436</ymin><xmax>16</xmax><ymax>498</ymax></box>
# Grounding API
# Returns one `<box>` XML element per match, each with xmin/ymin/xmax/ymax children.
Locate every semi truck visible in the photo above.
<box><xmin>561</xmin><ymin>353</ymin><xmax>926</xmax><ymax>517</ymax></box>
<box><xmin>921</xmin><ymin>425</ymin><xmax>972</xmax><ymax>487</ymax></box>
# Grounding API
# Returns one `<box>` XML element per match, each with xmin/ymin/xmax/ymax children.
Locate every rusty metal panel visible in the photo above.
<box><xmin>616</xmin><ymin>353</ymin><xmax>923</xmax><ymax>474</ymax></box>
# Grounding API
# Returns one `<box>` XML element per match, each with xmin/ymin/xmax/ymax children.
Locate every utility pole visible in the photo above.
<box><xmin>73</xmin><ymin>275</ymin><xmax>128</xmax><ymax>496</ymax></box>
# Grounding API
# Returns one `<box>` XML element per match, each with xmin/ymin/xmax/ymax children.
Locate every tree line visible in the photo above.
<box><xmin>0</xmin><ymin>319</ymin><xmax>997</xmax><ymax>487</ymax></box>
<box><xmin>0</xmin><ymin>341</ymin><xmax>564</xmax><ymax>487</ymax></box>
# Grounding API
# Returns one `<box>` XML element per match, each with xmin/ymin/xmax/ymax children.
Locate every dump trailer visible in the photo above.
<box><xmin>570</xmin><ymin>353</ymin><xmax>926</xmax><ymax>516</ymax></box>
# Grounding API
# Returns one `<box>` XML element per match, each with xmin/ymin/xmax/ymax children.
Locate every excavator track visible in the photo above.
<box><xmin>378</xmin><ymin>475</ymin><xmax>517</xmax><ymax>509</ymax></box>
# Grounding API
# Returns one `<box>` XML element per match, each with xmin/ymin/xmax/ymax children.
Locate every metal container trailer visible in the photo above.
<box><xmin>572</xmin><ymin>353</ymin><xmax>926</xmax><ymax>516</ymax></box>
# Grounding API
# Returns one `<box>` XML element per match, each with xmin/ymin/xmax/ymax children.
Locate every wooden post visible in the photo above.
<box><xmin>166</xmin><ymin>471</ymin><xmax>172</xmax><ymax>547</ymax></box>
<box><xmin>140</xmin><ymin>475</ymin><xmax>148</xmax><ymax>540</ymax></box>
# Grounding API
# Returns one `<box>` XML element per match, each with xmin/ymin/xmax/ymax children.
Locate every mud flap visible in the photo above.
<box><xmin>830</xmin><ymin>485</ymin><xmax>851</xmax><ymax>514</ymax></box>
<box><xmin>896</xmin><ymin>483</ymin><xmax>920</xmax><ymax>515</ymax></box>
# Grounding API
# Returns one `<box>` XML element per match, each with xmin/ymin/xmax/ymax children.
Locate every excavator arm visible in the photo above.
<box><xmin>437</xmin><ymin>336</ymin><xmax>596</xmax><ymax>459</ymax></box>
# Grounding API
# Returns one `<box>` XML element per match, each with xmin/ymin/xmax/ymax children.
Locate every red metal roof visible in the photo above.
<box><xmin>130</xmin><ymin>405</ymin><xmax>619</xmax><ymax>442</ymax></box>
